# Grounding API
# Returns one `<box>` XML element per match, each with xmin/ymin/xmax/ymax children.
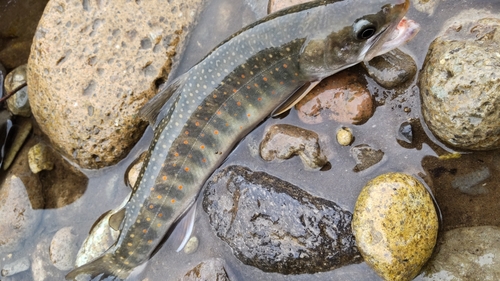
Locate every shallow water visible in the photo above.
<box><xmin>3</xmin><ymin>0</ymin><xmax>500</xmax><ymax>280</ymax></box>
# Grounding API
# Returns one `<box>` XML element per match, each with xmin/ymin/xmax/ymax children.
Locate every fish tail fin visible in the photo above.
<box><xmin>65</xmin><ymin>253</ymin><xmax>130</xmax><ymax>281</ymax></box>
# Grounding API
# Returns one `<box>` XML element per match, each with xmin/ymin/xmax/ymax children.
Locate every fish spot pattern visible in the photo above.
<box><xmin>100</xmin><ymin>7</ymin><xmax>315</xmax><ymax>272</ymax></box>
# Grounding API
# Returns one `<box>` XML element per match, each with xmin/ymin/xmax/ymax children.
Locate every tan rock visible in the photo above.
<box><xmin>352</xmin><ymin>173</ymin><xmax>439</xmax><ymax>281</ymax></box>
<box><xmin>268</xmin><ymin>0</ymin><xmax>311</xmax><ymax>13</ymax></box>
<box><xmin>296</xmin><ymin>70</ymin><xmax>374</xmax><ymax>125</ymax></box>
<box><xmin>28</xmin><ymin>0</ymin><xmax>204</xmax><ymax>169</ymax></box>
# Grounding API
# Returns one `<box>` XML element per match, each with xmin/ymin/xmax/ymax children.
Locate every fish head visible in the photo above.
<box><xmin>299</xmin><ymin>0</ymin><xmax>419</xmax><ymax>79</ymax></box>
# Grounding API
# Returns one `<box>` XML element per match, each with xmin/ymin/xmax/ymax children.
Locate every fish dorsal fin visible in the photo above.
<box><xmin>108</xmin><ymin>208</ymin><xmax>126</xmax><ymax>231</ymax></box>
<box><xmin>272</xmin><ymin>80</ymin><xmax>320</xmax><ymax>117</ymax></box>
<box><xmin>139</xmin><ymin>72</ymin><xmax>189</xmax><ymax>126</ymax></box>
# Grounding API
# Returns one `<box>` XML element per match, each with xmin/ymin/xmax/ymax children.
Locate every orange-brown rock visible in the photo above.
<box><xmin>296</xmin><ymin>70</ymin><xmax>374</xmax><ymax>125</ymax></box>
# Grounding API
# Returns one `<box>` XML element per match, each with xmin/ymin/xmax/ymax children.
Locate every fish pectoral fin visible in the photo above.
<box><xmin>139</xmin><ymin>72</ymin><xmax>189</xmax><ymax>126</ymax></box>
<box><xmin>149</xmin><ymin>204</ymin><xmax>197</xmax><ymax>257</ymax></box>
<box><xmin>109</xmin><ymin>208</ymin><xmax>126</xmax><ymax>231</ymax></box>
<box><xmin>174</xmin><ymin>205</ymin><xmax>196</xmax><ymax>252</ymax></box>
<box><xmin>89</xmin><ymin>210</ymin><xmax>112</xmax><ymax>235</ymax></box>
<box><xmin>272</xmin><ymin>80</ymin><xmax>320</xmax><ymax>117</ymax></box>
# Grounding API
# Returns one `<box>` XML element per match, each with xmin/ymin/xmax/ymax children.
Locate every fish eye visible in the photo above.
<box><xmin>354</xmin><ymin>19</ymin><xmax>377</xmax><ymax>40</ymax></box>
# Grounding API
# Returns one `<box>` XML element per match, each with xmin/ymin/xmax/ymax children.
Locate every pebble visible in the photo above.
<box><xmin>350</xmin><ymin>144</ymin><xmax>384</xmax><ymax>172</ymax></box>
<box><xmin>0</xmin><ymin>110</ymin><xmax>14</xmax><ymax>168</ymax></box>
<box><xmin>397</xmin><ymin>121</ymin><xmax>413</xmax><ymax>144</ymax></box>
<box><xmin>413</xmin><ymin>0</ymin><xmax>440</xmax><ymax>15</ymax></box>
<box><xmin>4</xmin><ymin>65</ymin><xmax>31</xmax><ymax>117</ymax></box>
<box><xmin>0</xmin><ymin>62</ymin><xmax>6</xmax><ymax>97</ymax></box>
<box><xmin>2</xmin><ymin>118</ymin><xmax>32</xmax><ymax>171</ymax></box>
<box><xmin>49</xmin><ymin>227</ymin><xmax>78</xmax><ymax>271</ymax></box>
<box><xmin>336</xmin><ymin>127</ymin><xmax>353</xmax><ymax>146</ymax></box>
<box><xmin>1</xmin><ymin>257</ymin><xmax>30</xmax><ymax>277</ymax></box>
<box><xmin>352</xmin><ymin>173</ymin><xmax>439</xmax><ymax>281</ymax></box>
<box><xmin>183</xmin><ymin>236</ymin><xmax>199</xmax><ymax>255</ymax></box>
<box><xmin>32</xmin><ymin>237</ymin><xmax>65</xmax><ymax>281</ymax></box>
<box><xmin>28</xmin><ymin>143</ymin><xmax>54</xmax><ymax>174</ymax></box>
<box><xmin>362</xmin><ymin>49</ymin><xmax>417</xmax><ymax>89</ymax></box>
<box><xmin>259</xmin><ymin>124</ymin><xmax>327</xmax><ymax>169</ymax></box>
<box><xmin>180</xmin><ymin>258</ymin><xmax>230</xmax><ymax>281</ymax></box>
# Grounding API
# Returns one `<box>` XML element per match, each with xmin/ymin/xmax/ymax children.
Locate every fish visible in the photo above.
<box><xmin>66</xmin><ymin>0</ymin><xmax>419</xmax><ymax>280</ymax></box>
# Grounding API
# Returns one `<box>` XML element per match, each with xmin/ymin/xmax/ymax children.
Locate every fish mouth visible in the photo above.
<box><xmin>364</xmin><ymin>17</ymin><xmax>421</xmax><ymax>61</ymax></box>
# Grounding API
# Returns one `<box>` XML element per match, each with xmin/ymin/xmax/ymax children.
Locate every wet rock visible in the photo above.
<box><xmin>296</xmin><ymin>70</ymin><xmax>374</xmax><ymax>125</ymax></box>
<box><xmin>180</xmin><ymin>258</ymin><xmax>229</xmax><ymax>281</ymax></box>
<box><xmin>0</xmin><ymin>175</ymin><xmax>42</xmax><ymax>254</ymax></box>
<box><xmin>203</xmin><ymin>165</ymin><xmax>362</xmax><ymax>275</ymax></box>
<box><xmin>28</xmin><ymin>0</ymin><xmax>204</xmax><ymax>169</ymax></box>
<box><xmin>350</xmin><ymin>144</ymin><xmax>384</xmax><ymax>172</ymax></box>
<box><xmin>2</xmin><ymin>117</ymin><xmax>32</xmax><ymax>171</ymax></box>
<box><xmin>1</xmin><ymin>257</ymin><xmax>30</xmax><ymax>277</ymax></box>
<box><xmin>0</xmin><ymin>63</ymin><xmax>5</xmax><ymax>97</ymax></box>
<box><xmin>6</xmin><ymin>138</ymin><xmax>45</xmax><ymax>211</ymax></box>
<box><xmin>421</xmin><ymin>152</ymin><xmax>500</xmax><ymax>230</ymax></box>
<box><xmin>4</xmin><ymin>65</ymin><xmax>31</xmax><ymax>117</ymax></box>
<box><xmin>352</xmin><ymin>173</ymin><xmax>438</xmax><ymax>281</ymax></box>
<box><xmin>49</xmin><ymin>227</ymin><xmax>78</xmax><ymax>271</ymax></box>
<box><xmin>259</xmin><ymin>124</ymin><xmax>327</xmax><ymax>169</ymax></box>
<box><xmin>0</xmin><ymin>110</ymin><xmax>15</xmax><ymax>168</ymax></box>
<box><xmin>183</xmin><ymin>236</ymin><xmax>199</xmax><ymax>255</ymax></box>
<box><xmin>451</xmin><ymin>166</ymin><xmax>490</xmax><ymax>195</ymax></box>
<box><xmin>268</xmin><ymin>0</ymin><xmax>310</xmax><ymax>13</ymax></box>
<box><xmin>362</xmin><ymin>49</ymin><xmax>417</xmax><ymax>89</ymax></box>
<box><xmin>423</xmin><ymin>226</ymin><xmax>500</xmax><ymax>281</ymax></box>
<box><xmin>36</xmin><ymin>143</ymin><xmax>88</xmax><ymax>209</ymax></box>
<box><xmin>413</xmin><ymin>0</ymin><xmax>440</xmax><ymax>15</ymax></box>
<box><xmin>336</xmin><ymin>127</ymin><xmax>353</xmax><ymax>146</ymax></box>
<box><xmin>0</xmin><ymin>0</ymin><xmax>49</xmax><ymax>69</ymax></box>
<box><xmin>397</xmin><ymin>121</ymin><xmax>413</xmax><ymax>144</ymax></box>
<box><xmin>420</xmin><ymin>18</ymin><xmax>500</xmax><ymax>150</ymax></box>
<box><xmin>32</xmin><ymin>237</ymin><xmax>65</xmax><ymax>281</ymax></box>
<box><xmin>28</xmin><ymin>143</ymin><xmax>54</xmax><ymax>174</ymax></box>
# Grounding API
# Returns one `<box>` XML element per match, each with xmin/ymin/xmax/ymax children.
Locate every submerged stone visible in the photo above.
<box><xmin>180</xmin><ymin>258</ymin><xmax>230</xmax><ymax>281</ymax></box>
<box><xmin>296</xmin><ymin>70</ymin><xmax>374</xmax><ymax>125</ymax></box>
<box><xmin>336</xmin><ymin>127</ymin><xmax>354</xmax><ymax>146</ymax></box>
<box><xmin>423</xmin><ymin>226</ymin><xmax>500</xmax><ymax>280</ymax></box>
<box><xmin>49</xmin><ymin>227</ymin><xmax>78</xmax><ymax>271</ymax></box>
<box><xmin>203</xmin><ymin>165</ymin><xmax>362</xmax><ymax>275</ymax></box>
<box><xmin>420</xmin><ymin>18</ymin><xmax>500</xmax><ymax>150</ymax></box>
<box><xmin>350</xmin><ymin>144</ymin><xmax>384</xmax><ymax>172</ymax></box>
<box><xmin>28</xmin><ymin>143</ymin><xmax>54</xmax><ymax>174</ymax></box>
<box><xmin>4</xmin><ymin>65</ymin><xmax>31</xmax><ymax>117</ymax></box>
<box><xmin>259</xmin><ymin>124</ymin><xmax>327</xmax><ymax>169</ymax></box>
<box><xmin>0</xmin><ymin>176</ymin><xmax>42</xmax><ymax>254</ymax></box>
<box><xmin>352</xmin><ymin>172</ymin><xmax>438</xmax><ymax>281</ymax></box>
<box><xmin>362</xmin><ymin>49</ymin><xmax>417</xmax><ymax>89</ymax></box>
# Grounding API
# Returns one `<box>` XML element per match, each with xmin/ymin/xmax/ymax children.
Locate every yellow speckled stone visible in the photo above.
<box><xmin>352</xmin><ymin>172</ymin><xmax>439</xmax><ymax>281</ymax></box>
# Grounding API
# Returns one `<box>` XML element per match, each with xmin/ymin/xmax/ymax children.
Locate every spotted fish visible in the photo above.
<box><xmin>66</xmin><ymin>0</ymin><xmax>419</xmax><ymax>279</ymax></box>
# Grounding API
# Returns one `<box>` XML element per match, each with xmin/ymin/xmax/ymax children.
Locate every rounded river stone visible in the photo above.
<box><xmin>352</xmin><ymin>172</ymin><xmax>438</xmax><ymax>281</ymax></box>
